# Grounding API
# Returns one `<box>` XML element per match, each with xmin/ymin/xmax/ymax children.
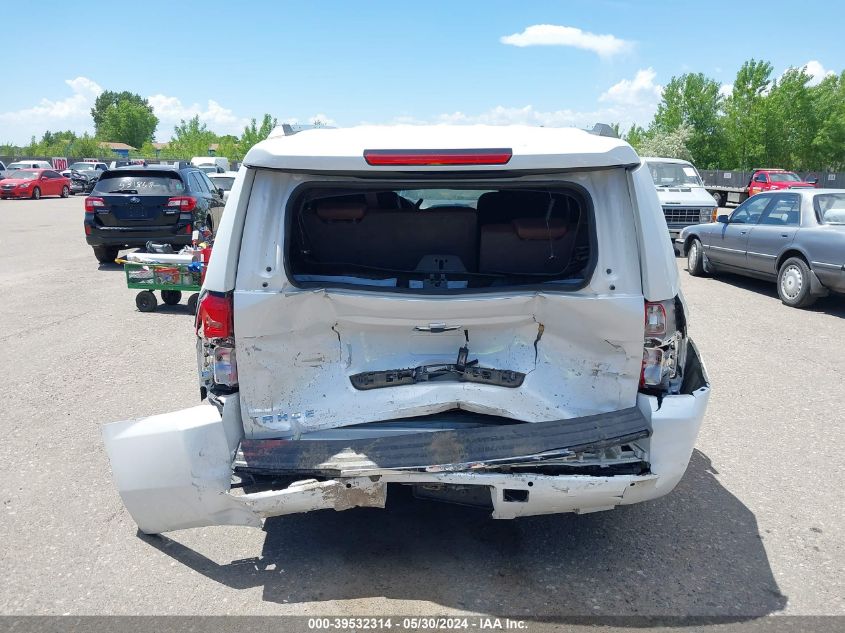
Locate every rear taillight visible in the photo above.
<box><xmin>167</xmin><ymin>196</ymin><xmax>197</xmax><ymax>211</ymax></box>
<box><xmin>640</xmin><ymin>299</ymin><xmax>686</xmax><ymax>392</ymax></box>
<box><xmin>196</xmin><ymin>291</ymin><xmax>237</xmax><ymax>389</ymax></box>
<box><xmin>85</xmin><ymin>196</ymin><xmax>107</xmax><ymax>213</ymax></box>
<box><xmin>196</xmin><ymin>291</ymin><xmax>232</xmax><ymax>338</ymax></box>
<box><xmin>363</xmin><ymin>148</ymin><xmax>512</xmax><ymax>166</ymax></box>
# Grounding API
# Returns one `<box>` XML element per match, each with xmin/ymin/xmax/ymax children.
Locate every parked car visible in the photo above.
<box><xmin>83</xmin><ymin>164</ymin><xmax>225</xmax><ymax>263</ymax></box>
<box><xmin>206</xmin><ymin>170</ymin><xmax>238</xmax><ymax>201</ymax></box>
<box><xmin>62</xmin><ymin>161</ymin><xmax>108</xmax><ymax>177</ymax></box>
<box><xmin>677</xmin><ymin>189</ymin><xmax>845</xmax><ymax>307</ymax></box>
<box><xmin>191</xmin><ymin>156</ymin><xmax>229</xmax><ymax>173</ymax></box>
<box><xmin>6</xmin><ymin>160</ymin><xmax>52</xmax><ymax>171</ymax></box>
<box><xmin>705</xmin><ymin>168</ymin><xmax>817</xmax><ymax>207</ymax></box>
<box><xmin>0</xmin><ymin>169</ymin><xmax>70</xmax><ymax>199</ymax></box>
<box><xmin>62</xmin><ymin>162</ymin><xmax>108</xmax><ymax>194</ymax></box>
<box><xmin>102</xmin><ymin>125</ymin><xmax>711</xmax><ymax>535</ymax></box>
<box><xmin>0</xmin><ymin>159</ymin><xmax>7</xmax><ymax>179</ymax></box>
<box><xmin>642</xmin><ymin>157</ymin><xmax>718</xmax><ymax>241</ymax></box>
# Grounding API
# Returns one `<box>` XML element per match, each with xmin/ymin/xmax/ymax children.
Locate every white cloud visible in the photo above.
<box><xmin>599</xmin><ymin>68</ymin><xmax>662</xmax><ymax>106</ymax></box>
<box><xmin>500</xmin><ymin>24</ymin><xmax>633</xmax><ymax>59</ymax></box>
<box><xmin>385</xmin><ymin>68</ymin><xmax>662</xmax><ymax>133</ymax></box>
<box><xmin>0</xmin><ymin>77</ymin><xmax>103</xmax><ymax>142</ymax></box>
<box><xmin>802</xmin><ymin>60</ymin><xmax>835</xmax><ymax>86</ymax></box>
<box><xmin>719</xmin><ymin>83</ymin><xmax>733</xmax><ymax>98</ymax></box>
<box><xmin>147</xmin><ymin>94</ymin><xmax>249</xmax><ymax>137</ymax></box>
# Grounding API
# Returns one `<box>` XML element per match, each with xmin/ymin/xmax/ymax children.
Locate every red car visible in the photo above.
<box><xmin>0</xmin><ymin>168</ymin><xmax>71</xmax><ymax>200</ymax></box>
<box><xmin>748</xmin><ymin>169</ymin><xmax>817</xmax><ymax>196</ymax></box>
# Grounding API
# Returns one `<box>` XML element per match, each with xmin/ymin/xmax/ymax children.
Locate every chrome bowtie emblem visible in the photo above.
<box><xmin>129</xmin><ymin>196</ymin><xmax>140</xmax><ymax>204</ymax></box>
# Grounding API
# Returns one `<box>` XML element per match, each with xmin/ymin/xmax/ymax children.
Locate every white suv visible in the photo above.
<box><xmin>103</xmin><ymin>125</ymin><xmax>711</xmax><ymax>535</ymax></box>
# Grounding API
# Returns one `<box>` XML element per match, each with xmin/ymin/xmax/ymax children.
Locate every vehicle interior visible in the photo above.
<box><xmin>287</xmin><ymin>186</ymin><xmax>592</xmax><ymax>291</ymax></box>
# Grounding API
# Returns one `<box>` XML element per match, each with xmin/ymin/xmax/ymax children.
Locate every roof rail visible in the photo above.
<box><xmin>588</xmin><ymin>123</ymin><xmax>619</xmax><ymax>138</ymax></box>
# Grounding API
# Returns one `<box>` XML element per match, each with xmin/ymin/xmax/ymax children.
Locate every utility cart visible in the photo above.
<box><xmin>121</xmin><ymin>255</ymin><xmax>205</xmax><ymax>313</ymax></box>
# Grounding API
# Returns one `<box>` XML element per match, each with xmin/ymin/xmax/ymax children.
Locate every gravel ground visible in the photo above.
<box><xmin>1</xmin><ymin>197</ymin><xmax>842</xmax><ymax>618</ymax></box>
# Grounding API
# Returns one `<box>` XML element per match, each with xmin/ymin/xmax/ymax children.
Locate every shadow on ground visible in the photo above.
<box><xmin>679</xmin><ymin>259</ymin><xmax>845</xmax><ymax>318</ymax></box>
<box><xmin>142</xmin><ymin>450</ymin><xmax>787</xmax><ymax>619</ymax></box>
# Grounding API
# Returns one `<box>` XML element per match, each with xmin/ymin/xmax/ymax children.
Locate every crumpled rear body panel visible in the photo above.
<box><xmin>236</xmin><ymin>291</ymin><xmax>646</xmax><ymax>438</ymax></box>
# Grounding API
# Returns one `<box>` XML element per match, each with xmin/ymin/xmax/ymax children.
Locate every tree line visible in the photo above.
<box><xmin>624</xmin><ymin>59</ymin><xmax>845</xmax><ymax>171</ymax></box>
<box><xmin>0</xmin><ymin>89</ymin><xmax>280</xmax><ymax>162</ymax></box>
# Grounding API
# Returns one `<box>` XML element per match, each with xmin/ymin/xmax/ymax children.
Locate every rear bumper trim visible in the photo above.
<box><xmin>239</xmin><ymin>407</ymin><xmax>650</xmax><ymax>474</ymax></box>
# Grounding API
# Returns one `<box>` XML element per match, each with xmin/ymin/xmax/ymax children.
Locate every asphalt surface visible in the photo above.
<box><xmin>1</xmin><ymin>197</ymin><xmax>843</xmax><ymax>618</ymax></box>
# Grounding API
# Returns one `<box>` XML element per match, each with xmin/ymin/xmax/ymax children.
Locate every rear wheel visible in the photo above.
<box><xmin>135</xmin><ymin>290</ymin><xmax>158</xmax><ymax>313</ymax></box>
<box><xmin>92</xmin><ymin>245</ymin><xmax>119</xmax><ymax>263</ymax></box>
<box><xmin>687</xmin><ymin>238</ymin><xmax>707</xmax><ymax>276</ymax></box>
<box><xmin>777</xmin><ymin>257</ymin><xmax>817</xmax><ymax>308</ymax></box>
<box><xmin>60</xmin><ymin>185</ymin><xmax>69</xmax><ymax>198</ymax></box>
<box><xmin>161</xmin><ymin>289</ymin><xmax>182</xmax><ymax>305</ymax></box>
<box><xmin>187</xmin><ymin>293</ymin><xmax>199</xmax><ymax>315</ymax></box>
<box><xmin>31</xmin><ymin>187</ymin><xmax>41</xmax><ymax>200</ymax></box>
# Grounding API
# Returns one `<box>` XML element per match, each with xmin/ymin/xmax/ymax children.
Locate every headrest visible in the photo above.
<box><xmin>315</xmin><ymin>202</ymin><xmax>366</xmax><ymax>221</ymax></box>
<box><xmin>512</xmin><ymin>218</ymin><xmax>568</xmax><ymax>240</ymax></box>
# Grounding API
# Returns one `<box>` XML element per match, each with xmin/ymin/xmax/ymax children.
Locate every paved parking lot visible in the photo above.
<box><xmin>1</xmin><ymin>197</ymin><xmax>843</xmax><ymax>618</ymax></box>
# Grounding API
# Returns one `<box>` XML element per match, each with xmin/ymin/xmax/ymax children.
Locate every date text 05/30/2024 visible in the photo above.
<box><xmin>307</xmin><ymin>617</ymin><xmax>528</xmax><ymax>630</ymax></box>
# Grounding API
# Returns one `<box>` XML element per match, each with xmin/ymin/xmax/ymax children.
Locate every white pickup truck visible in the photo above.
<box><xmin>103</xmin><ymin>125</ymin><xmax>711</xmax><ymax>535</ymax></box>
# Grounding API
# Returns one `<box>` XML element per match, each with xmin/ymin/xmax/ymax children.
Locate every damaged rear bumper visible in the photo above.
<box><xmin>103</xmin><ymin>347</ymin><xmax>709</xmax><ymax>534</ymax></box>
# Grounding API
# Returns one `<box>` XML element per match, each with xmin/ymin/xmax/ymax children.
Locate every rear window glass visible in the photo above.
<box><xmin>815</xmin><ymin>193</ymin><xmax>845</xmax><ymax>225</ymax></box>
<box><xmin>94</xmin><ymin>172</ymin><xmax>185</xmax><ymax>195</ymax></box>
<box><xmin>287</xmin><ymin>186</ymin><xmax>592</xmax><ymax>292</ymax></box>
<box><xmin>210</xmin><ymin>176</ymin><xmax>235</xmax><ymax>190</ymax></box>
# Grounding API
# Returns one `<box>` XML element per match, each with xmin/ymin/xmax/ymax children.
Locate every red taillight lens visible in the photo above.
<box><xmin>196</xmin><ymin>291</ymin><xmax>232</xmax><ymax>339</ymax></box>
<box><xmin>363</xmin><ymin>148</ymin><xmax>512</xmax><ymax>166</ymax></box>
<box><xmin>167</xmin><ymin>196</ymin><xmax>197</xmax><ymax>212</ymax></box>
<box><xmin>84</xmin><ymin>196</ymin><xmax>106</xmax><ymax>213</ymax></box>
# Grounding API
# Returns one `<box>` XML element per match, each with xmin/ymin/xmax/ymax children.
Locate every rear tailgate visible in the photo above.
<box><xmin>93</xmin><ymin>170</ymin><xmax>184</xmax><ymax>227</ymax></box>
<box><xmin>233</xmin><ymin>167</ymin><xmax>651</xmax><ymax>438</ymax></box>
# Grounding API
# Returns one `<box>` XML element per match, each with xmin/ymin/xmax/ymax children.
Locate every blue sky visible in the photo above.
<box><xmin>1</xmin><ymin>0</ymin><xmax>841</xmax><ymax>144</ymax></box>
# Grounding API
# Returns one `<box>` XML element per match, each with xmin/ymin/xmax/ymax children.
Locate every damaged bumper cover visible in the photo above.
<box><xmin>102</xmin><ymin>376</ymin><xmax>709</xmax><ymax>534</ymax></box>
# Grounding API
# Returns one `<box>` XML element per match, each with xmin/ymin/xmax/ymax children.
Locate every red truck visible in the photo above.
<box><xmin>706</xmin><ymin>168</ymin><xmax>817</xmax><ymax>207</ymax></box>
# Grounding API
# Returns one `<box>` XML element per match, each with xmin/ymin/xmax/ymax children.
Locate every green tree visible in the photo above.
<box><xmin>91</xmin><ymin>91</ymin><xmax>156</xmax><ymax>136</ymax></box>
<box><xmin>637</xmin><ymin>124</ymin><xmax>693</xmax><ymax>161</ymax></box>
<box><xmin>812</xmin><ymin>72</ymin><xmax>845</xmax><ymax>169</ymax></box>
<box><xmin>651</xmin><ymin>73</ymin><xmax>723</xmax><ymax>168</ymax></box>
<box><xmin>624</xmin><ymin>124</ymin><xmax>649</xmax><ymax>151</ymax></box>
<box><xmin>239</xmin><ymin>114</ymin><xmax>277</xmax><ymax>156</ymax></box>
<box><xmin>721</xmin><ymin>59</ymin><xmax>773</xmax><ymax>169</ymax></box>
<box><xmin>168</xmin><ymin>115</ymin><xmax>219</xmax><ymax>157</ymax></box>
<box><xmin>763</xmin><ymin>68</ymin><xmax>816</xmax><ymax>169</ymax></box>
<box><xmin>99</xmin><ymin>100</ymin><xmax>158</xmax><ymax>148</ymax></box>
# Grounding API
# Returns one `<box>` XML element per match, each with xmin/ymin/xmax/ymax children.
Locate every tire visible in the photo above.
<box><xmin>31</xmin><ymin>187</ymin><xmax>41</xmax><ymax>200</ymax></box>
<box><xmin>687</xmin><ymin>238</ymin><xmax>707</xmax><ymax>277</ymax></box>
<box><xmin>60</xmin><ymin>185</ymin><xmax>69</xmax><ymax>198</ymax></box>
<box><xmin>777</xmin><ymin>257</ymin><xmax>817</xmax><ymax>308</ymax></box>
<box><xmin>161</xmin><ymin>289</ymin><xmax>182</xmax><ymax>305</ymax></box>
<box><xmin>135</xmin><ymin>290</ymin><xmax>158</xmax><ymax>313</ymax></box>
<box><xmin>187</xmin><ymin>293</ymin><xmax>199</xmax><ymax>315</ymax></box>
<box><xmin>92</xmin><ymin>245</ymin><xmax>119</xmax><ymax>263</ymax></box>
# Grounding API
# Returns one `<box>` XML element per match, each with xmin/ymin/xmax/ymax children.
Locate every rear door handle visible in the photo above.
<box><xmin>781</xmin><ymin>234</ymin><xmax>789</xmax><ymax>238</ymax></box>
<box><xmin>740</xmin><ymin>230</ymin><xmax>747</xmax><ymax>235</ymax></box>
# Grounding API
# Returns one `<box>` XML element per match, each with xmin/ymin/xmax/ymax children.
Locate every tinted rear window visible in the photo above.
<box><xmin>94</xmin><ymin>172</ymin><xmax>185</xmax><ymax>195</ymax></box>
<box><xmin>287</xmin><ymin>185</ymin><xmax>593</xmax><ymax>292</ymax></box>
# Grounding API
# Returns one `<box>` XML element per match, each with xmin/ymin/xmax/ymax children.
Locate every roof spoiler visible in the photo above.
<box><xmin>268</xmin><ymin>123</ymin><xmax>337</xmax><ymax>140</ymax></box>
<box><xmin>588</xmin><ymin>123</ymin><xmax>619</xmax><ymax>138</ymax></box>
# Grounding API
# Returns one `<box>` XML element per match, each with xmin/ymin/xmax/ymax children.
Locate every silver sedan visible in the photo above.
<box><xmin>676</xmin><ymin>189</ymin><xmax>845</xmax><ymax>308</ymax></box>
